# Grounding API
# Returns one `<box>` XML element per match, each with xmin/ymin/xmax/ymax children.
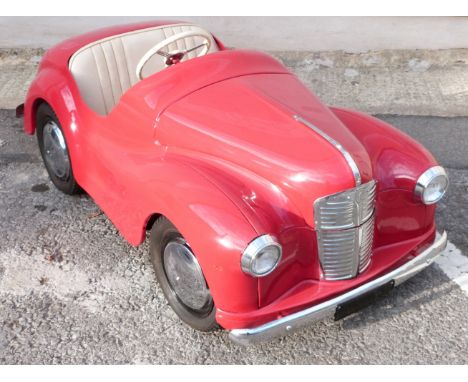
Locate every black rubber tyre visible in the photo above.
<box><xmin>36</xmin><ymin>103</ymin><xmax>81</xmax><ymax>195</ymax></box>
<box><xmin>149</xmin><ymin>217</ymin><xmax>218</xmax><ymax>332</ymax></box>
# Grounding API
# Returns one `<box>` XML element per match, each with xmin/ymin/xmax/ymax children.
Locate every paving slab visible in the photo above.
<box><xmin>272</xmin><ymin>49</ymin><xmax>468</xmax><ymax>117</ymax></box>
<box><xmin>0</xmin><ymin>49</ymin><xmax>42</xmax><ymax>111</ymax></box>
<box><xmin>1</xmin><ymin>48</ymin><xmax>468</xmax><ymax>117</ymax></box>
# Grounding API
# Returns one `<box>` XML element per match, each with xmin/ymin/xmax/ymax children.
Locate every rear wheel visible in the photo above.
<box><xmin>149</xmin><ymin>217</ymin><xmax>217</xmax><ymax>331</ymax></box>
<box><xmin>36</xmin><ymin>103</ymin><xmax>80</xmax><ymax>195</ymax></box>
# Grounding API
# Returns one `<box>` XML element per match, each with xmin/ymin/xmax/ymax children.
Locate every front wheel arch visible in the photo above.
<box><xmin>145</xmin><ymin>213</ymin><xmax>162</xmax><ymax>232</ymax></box>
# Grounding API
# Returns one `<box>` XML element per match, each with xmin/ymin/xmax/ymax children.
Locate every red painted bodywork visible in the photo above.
<box><xmin>23</xmin><ymin>21</ymin><xmax>440</xmax><ymax>329</ymax></box>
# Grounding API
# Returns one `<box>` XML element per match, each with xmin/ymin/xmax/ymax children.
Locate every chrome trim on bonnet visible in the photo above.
<box><xmin>229</xmin><ymin>231</ymin><xmax>447</xmax><ymax>345</ymax></box>
<box><xmin>293</xmin><ymin>115</ymin><xmax>362</xmax><ymax>186</ymax></box>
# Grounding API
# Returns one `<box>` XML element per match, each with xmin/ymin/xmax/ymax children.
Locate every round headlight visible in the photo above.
<box><xmin>415</xmin><ymin>166</ymin><xmax>448</xmax><ymax>205</ymax></box>
<box><xmin>241</xmin><ymin>235</ymin><xmax>282</xmax><ymax>277</ymax></box>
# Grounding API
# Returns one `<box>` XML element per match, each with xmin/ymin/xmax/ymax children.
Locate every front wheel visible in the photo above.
<box><xmin>149</xmin><ymin>217</ymin><xmax>217</xmax><ymax>331</ymax></box>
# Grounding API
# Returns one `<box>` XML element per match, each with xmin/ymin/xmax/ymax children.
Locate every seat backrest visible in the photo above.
<box><xmin>69</xmin><ymin>24</ymin><xmax>219</xmax><ymax>115</ymax></box>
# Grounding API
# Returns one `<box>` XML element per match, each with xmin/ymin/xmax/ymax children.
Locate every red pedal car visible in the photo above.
<box><xmin>19</xmin><ymin>21</ymin><xmax>448</xmax><ymax>344</ymax></box>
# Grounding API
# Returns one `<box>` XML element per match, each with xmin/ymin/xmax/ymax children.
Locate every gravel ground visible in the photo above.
<box><xmin>0</xmin><ymin>110</ymin><xmax>467</xmax><ymax>364</ymax></box>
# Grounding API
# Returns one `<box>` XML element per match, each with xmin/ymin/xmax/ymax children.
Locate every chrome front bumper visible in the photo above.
<box><xmin>229</xmin><ymin>231</ymin><xmax>447</xmax><ymax>345</ymax></box>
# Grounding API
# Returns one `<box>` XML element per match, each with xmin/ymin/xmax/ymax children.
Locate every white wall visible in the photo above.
<box><xmin>1</xmin><ymin>16</ymin><xmax>468</xmax><ymax>52</ymax></box>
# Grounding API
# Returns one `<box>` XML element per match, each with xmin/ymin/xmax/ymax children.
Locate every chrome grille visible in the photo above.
<box><xmin>358</xmin><ymin>214</ymin><xmax>374</xmax><ymax>272</ymax></box>
<box><xmin>314</xmin><ymin>181</ymin><xmax>376</xmax><ymax>280</ymax></box>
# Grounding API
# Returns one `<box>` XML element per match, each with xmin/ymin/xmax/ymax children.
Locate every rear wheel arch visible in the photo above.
<box><xmin>29</xmin><ymin>97</ymin><xmax>48</xmax><ymax>134</ymax></box>
<box><xmin>24</xmin><ymin>65</ymin><xmax>76</xmax><ymax>135</ymax></box>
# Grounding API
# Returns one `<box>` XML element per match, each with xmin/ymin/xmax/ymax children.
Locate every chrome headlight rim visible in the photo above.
<box><xmin>241</xmin><ymin>234</ymin><xmax>282</xmax><ymax>277</ymax></box>
<box><xmin>415</xmin><ymin>166</ymin><xmax>449</xmax><ymax>205</ymax></box>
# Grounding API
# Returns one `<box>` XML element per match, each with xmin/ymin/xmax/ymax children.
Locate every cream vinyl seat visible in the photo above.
<box><xmin>69</xmin><ymin>24</ymin><xmax>219</xmax><ymax>115</ymax></box>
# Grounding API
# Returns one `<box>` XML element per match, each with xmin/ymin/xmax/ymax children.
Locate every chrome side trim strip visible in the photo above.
<box><xmin>229</xmin><ymin>231</ymin><xmax>447</xmax><ymax>345</ymax></box>
<box><xmin>293</xmin><ymin>115</ymin><xmax>362</xmax><ymax>186</ymax></box>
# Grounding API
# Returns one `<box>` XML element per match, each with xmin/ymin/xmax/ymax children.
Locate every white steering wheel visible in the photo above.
<box><xmin>136</xmin><ymin>30</ymin><xmax>212</xmax><ymax>80</ymax></box>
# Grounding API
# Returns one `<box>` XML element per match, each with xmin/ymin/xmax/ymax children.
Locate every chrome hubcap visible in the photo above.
<box><xmin>163</xmin><ymin>239</ymin><xmax>211</xmax><ymax>311</ymax></box>
<box><xmin>42</xmin><ymin>120</ymin><xmax>70</xmax><ymax>180</ymax></box>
